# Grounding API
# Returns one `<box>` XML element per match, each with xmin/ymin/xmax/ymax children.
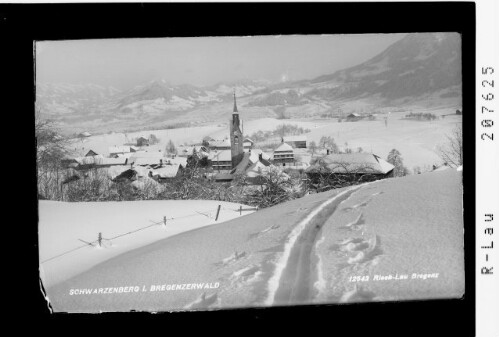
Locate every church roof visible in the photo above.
<box><xmin>233</xmin><ymin>90</ymin><xmax>238</xmax><ymax>113</ymax></box>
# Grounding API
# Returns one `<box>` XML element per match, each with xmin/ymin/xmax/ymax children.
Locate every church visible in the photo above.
<box><xmin>210</xmin><ymin>91</ymin><xmax>275</xmax><ymax>183</ymax></box>
<box><xmin>229</xmin><ymin>90</ymin><xmax>245</xmax><ymax>169</ymax></box>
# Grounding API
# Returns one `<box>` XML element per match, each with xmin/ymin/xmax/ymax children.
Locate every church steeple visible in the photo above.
<box><xmin>233</xmin><ymin>89</ymin><xmax>238</xmax><ymax>113</ymax></box>
<box><xmin>230</xmin><ymin>89</ymin><xmax>243</xmax><ymax>169</ymax></box>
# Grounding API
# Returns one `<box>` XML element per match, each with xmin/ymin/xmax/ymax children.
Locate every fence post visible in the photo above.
<box><xmin>215</xmin><ymin>205</ymin><xmax>221</xmax><ymax>221</ymax></box>
<box><xmin>163</xmin><ymin>216</ymin><xmax>167</xmax><ymax>227</ymax></box>
<box><xmin>98</xmin><ymin>232</ymin><xmax>102</xmax><ymax>247</ymax></box>
<box><xmin>239</xmin><ymin>205</ymin><xmax>242</xmax><ymax>215</ymax></box>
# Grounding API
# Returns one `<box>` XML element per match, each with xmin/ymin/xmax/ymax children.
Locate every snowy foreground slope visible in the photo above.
<box><xmin>39</xmin><ymin>200</ymin><xmax>254</xmax><ymax>288</ymax></box>
<box><xmin>45</xmin><ymin>170</ymin><xmax>464</xmax><ymax>312</ymax></box>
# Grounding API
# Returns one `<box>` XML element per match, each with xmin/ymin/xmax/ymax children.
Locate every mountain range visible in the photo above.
<box><xmin>36</xmin><ymin>33</ymin><xmax>462</xmax><ymax>134</ymax></box>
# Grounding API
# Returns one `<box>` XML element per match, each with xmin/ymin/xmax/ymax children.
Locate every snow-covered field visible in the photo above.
<box><xmin>45</xmin><ymin>169</ymin><xmax>464</xmax><ymax>312</ymax></box>
<box><xmin>39</xmin><ymin>200</ymin><xmax>255</xmax><ymax>288</ymax></box>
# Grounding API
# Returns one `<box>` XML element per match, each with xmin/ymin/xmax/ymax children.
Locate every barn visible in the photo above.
<box><xmin>306</xmin><ymin>153</ymin><xmax>394</xmax><ymax>189</ymax></box>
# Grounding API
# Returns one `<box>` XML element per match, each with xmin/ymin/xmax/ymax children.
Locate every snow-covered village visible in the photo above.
<box><xmin>36</xmin><ymin>33</ymin><xmax>464</xmax><ymax>312</ymax></box>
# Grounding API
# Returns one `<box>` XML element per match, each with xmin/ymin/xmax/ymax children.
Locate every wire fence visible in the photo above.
<box><xmin>40</xmin><ymin>204</ymin><xmax>258</xmax><ymax>264</ymax></box>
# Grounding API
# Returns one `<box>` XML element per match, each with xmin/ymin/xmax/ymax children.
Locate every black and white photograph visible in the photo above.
<box><xmin>35</xmin><ymin>31</ymin><xmax>466</xmax><ymax>313</ymax></box>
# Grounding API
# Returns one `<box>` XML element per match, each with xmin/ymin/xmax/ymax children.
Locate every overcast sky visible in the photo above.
<box><xmin>36</xmin><ymin>33</ymin><xmax>406</xmax><ymax>90</ymax></box>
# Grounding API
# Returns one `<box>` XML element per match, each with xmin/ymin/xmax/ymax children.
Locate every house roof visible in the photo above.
<box><xmin>132</xmin><ymin>157</ymin><xmax>164</xmax><ymax>166</ymax></box>
<box><xmin>306</xmin><ymin>153</ymin><xmax>394</xmax><ymax>174</ymax></box>
<box><xmin>109</xmin><ymin>146</ymin><xmax>136</xmax><ymax>154</ymax></box>
<box><xmin>248</xmin><ymin>149</ymin><xmax>271</xmax><ymax>162</ymax></box>
<box><xmin>150</xmin><ymin>164</ymin><xmax>181</xmax><ymax>178</ymax></box>
<box><xmin>283</xmin><ymin>135</ymin><xmax>307</xmax><ymax>142</ymax></box>
<box><xmin>94</xmin><ymin>157</ymin><xmax>128</xmax><ymax>166</ymax></box>
<box><xmin>129</xmin><ymin>151</ymin><xmax>163</xmax><ymax>159</ymax></box>
<box><xmin>274</xmin><ymin>143</ymin><xmax>294</xmax><ymax>152</ymax></box>
<box><xmin>347</xmin><ymin>113</ymin><xmax>361</xmax><ymax>117</ymax></box>
<box><xmin>75</xmin><ymin>155</ymin><xmax>104</xmax><ymax>165</ymax></box>
<box><xmin>208</xmin><ymin>140</ymin><xmax>231</xmax><ymax>148</ymax></box>
<box><xmin>168</xmin><ymin>156</ymin><xmax>188</xmax><ymax>166</ymax></box>
<box><xmin>210</xmin><ymin>150</ymin><xmax>232</xmax><ymax>162</ymax></box>
<box><xmin>85</xmin><ymin>150</ymin><xmax>99</xmax><ymax>156</ymax></box>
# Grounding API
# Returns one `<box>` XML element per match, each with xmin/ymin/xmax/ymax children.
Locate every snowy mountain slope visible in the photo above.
<box><xmin>36</xmin><ymin>33</ymin><xmax>461</xmax><ymax>134</ymax></box>
<box><xmin>45</xmin><ymin>169</ymin><xmax>464</xmax><ymax>312</ymax></box>
<box><xmin>303</xmin><ymin>33</ymin><xmax>462</xmax><ymax>101</ymax></box>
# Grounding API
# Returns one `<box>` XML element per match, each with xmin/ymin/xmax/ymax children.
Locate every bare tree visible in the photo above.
<box><xmin>387</xmin><ymin>149</ymin><xmax>410</xmax><ymax>177</ymax></box>
<box><xmin>35</xmin><ymin>109</ymin><xmax>72</xmax><ymax>199</ymax></box>
<box><xmin>437</xmin><ymin>125</ymin><xmax>463</xmax><ymax>168</ymax></box>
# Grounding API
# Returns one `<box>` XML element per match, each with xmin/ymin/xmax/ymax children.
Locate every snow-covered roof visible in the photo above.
<box><xmin>107</xmin><ymin>165</ymin><xmax>130</xmax><ymax>180</ymax></box>
<box><xmin>274</xmin><ymin>143</ymin><xmax>294</xmax><ymax>153</ymax></box>
<box><xmin>209</xmin><ymin>140</ymin><xmax>231</xmax><ymax>148</ymax></box>
<box><xmin>210</xmin><ymin>150</ymin><xmax>232</xmax><ymax>162</ymax></box>
<box><xmin>132</xmin><ymin>157</ymin><xmax>164</xmax><ymax>166</ymax></box>
<box><xmin>283</xmin><ymin>135</ymin><xmax>307</xmax><ymax>142</ymax></box>
<box><xmin>150</xmin><ymin>164</ymin><xmax>181</xmax><ymax>178</ymax></box>
<box><xmin>95</xmin><ymin>157</ymin><xmax>128</xmax><ymax>166</ymax></box>
<box><xmin>168</xmin><ymin>156</ymin><xmax>187</xmax><ymax>166</ymax></box>
<box><xmin>248</xmin><ymin>149</ymin><xmax>271</xmax><ymax>162</ymax></box>
<box><xmin>79</xmin><ymin>131</ymin><xmax>91</xmax><ymax>137</ymax></box>
<box><xmin>109</xmin><ymin>146</ymin><xmax>135</xmax><ymax>154</ymax></box>
<box><xmin>75</xmin><ymin>155</ymin><xmax>104</xmax><ymax>165</ymax></box>
<box><xmin>306</xmin><ymin>153</ymin><xmax>394</xmax><ymax>174</ymax></box>
<box><xmin>129</xmin><ymin>151</ymin><xmax>163</xmax><ymax>161</ymax></box>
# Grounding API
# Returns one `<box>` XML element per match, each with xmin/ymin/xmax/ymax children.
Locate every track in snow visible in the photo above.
<box><xmin>268</xmin><ymin>185</ymin><xmax>363</xmax><ymax>306</ymax></box>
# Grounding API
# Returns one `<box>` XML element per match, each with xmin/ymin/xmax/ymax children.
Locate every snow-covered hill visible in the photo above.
<box><xmin>39</xmin><ymin>200</ymin><xmax>256</xmax><ymax>288</ymax></box>
<box><xmin>44</xmin><ymin>169</ymin><xmax>464</xmax><ymax>312</ymax></box>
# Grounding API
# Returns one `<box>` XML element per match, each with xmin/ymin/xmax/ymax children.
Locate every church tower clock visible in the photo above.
<box><xmin>230</xmin><ymin>90</ymin><xmax>244</xmax><ymax>168</ymax></box>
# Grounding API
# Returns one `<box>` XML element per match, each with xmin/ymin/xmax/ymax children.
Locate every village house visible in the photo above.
<box><xmin>136</xmin><ymin>136</ymin><xmax>150</xmax><ymax>147</ymax></box>
<box><xmin>209</xmin><ymin>150</ymin><xmax>233</xmax><ymax>172</ymax></box>
<box><xmin>272</xmin><ymin>142</ymin><xmax>295</xmax><ymax>167</ymax></box>
<box><xmin>78</xmin><ymin>131</ymin><xmax>92</xmax><ymax>138</ymax></box>
<box><xmin>213</xmin><ymin>150</ymin><xmax>275</xmax><ymax>183</ymax></box>
<box><xmin>305</xmin><ymin>153</ymin><xmax>394</xmax><ymax>187</ymax></box>
<box><xmin>282</xmin><ymin>135</ymin><xmax>307</xmax><ymax>148</ymax></box>
<box><xmin>346</xmin><ymin>113</ymin><xmax>362</xmax><ymax>121</ymax></box>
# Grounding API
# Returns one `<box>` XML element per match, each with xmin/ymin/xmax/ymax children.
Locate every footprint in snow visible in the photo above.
<box><xmin>338</xmin><ymin>213</ymin><xmax>366</xmax><ymax>231</ymax></box>
<box><xmin>186</xmin><ymin>292</ymin><xmax>219</xmax><ymax>309</ymax></box>
<box><xmin>347</xmin><ymin>235</ymin><xmax>383</xmax><ymax>265</ymax></box>
<box><xmin>229</xmin><ymin>265</ymin><xmax>262</xmax><ymax>288</ymax></box>
<box><xmin>340</xmin><ymin>285</ymin><xmax>377</xmax><ymax>303</ymax></box>
<box><xmin>214</xmin><ymin>251</ymin><xmax>247</xmax><ymax>268</ymax></box>
<box><xmin>248</xmin><ymin>224</ymin><xmax>280</xmax><ymax>240</ymax></box>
